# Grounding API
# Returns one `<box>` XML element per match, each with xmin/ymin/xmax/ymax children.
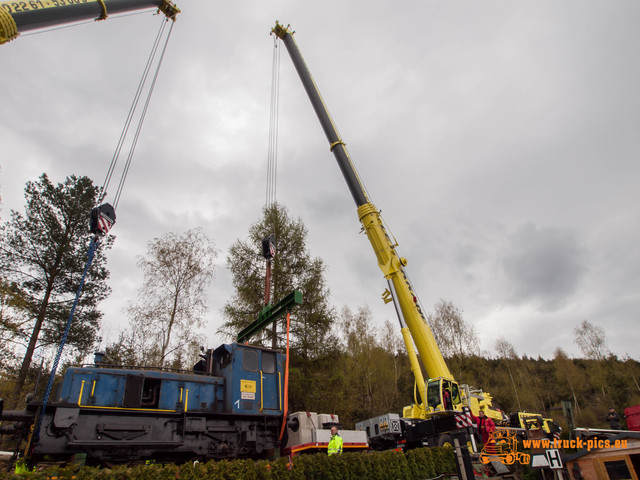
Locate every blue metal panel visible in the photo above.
<box><xmin>229</xmin><ymin>347</ymin><xmax>259</xmax><ymax>415</ymax></box>
<box><xmin>90</xmin><ymin>371</ymin><xmax>123</xmax><ymax>406</ymax></box>
<box><xmin>157</xmin><ymin>380</ymin><xmax>182</xmax><ymax>411</ymax></box>
<box><xmin>221</xmin><ymin>344</ymin><xmax>286</xmax><ymax>416</ymax></box>
<box><xmin>64</xmin><ymin>369</ymin><xmax>99</xmax><ymax>405</ymax></box>
<box><xmin>183</xmin><ymin>381</ymin><xmax>212</xmax><ymax>412</ymax></box>
<box><xmin>55</xmin><ymin>348</ymin><xmax>284</xmax><ymax>416</ymax></box>
<box><xmin>56</xmin><ymin>367</ymin><xmax>85</xmax><ymax>402</ymax></box>
<box><xmin>261</xmin><ymin>351</ymin><xmax>280</xmax><ymax>412</ymax></box>
<box><xmin>58</xmin><ymin>366</ymin><xmax>226</xmax><ymax>413</ymax></box>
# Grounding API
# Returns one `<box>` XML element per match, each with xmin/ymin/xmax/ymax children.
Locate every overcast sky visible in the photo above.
<box><xmin>1</xmin><ymin>0</ymin><xmax>638</xmax><ymax>360</ymax></box>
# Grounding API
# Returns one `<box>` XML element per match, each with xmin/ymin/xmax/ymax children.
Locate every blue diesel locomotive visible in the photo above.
<box><xmin>1</xmin><ymin>343</ymin><xmax>287</xmax><ymax>464</ymax></box>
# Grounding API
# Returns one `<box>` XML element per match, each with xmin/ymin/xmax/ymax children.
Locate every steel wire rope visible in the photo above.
<box><xmin>265</xmin><ymin>35</ymin><xmax>281</xmax><ymax>207</ymax></box>
<box><xmin>403</xmin><ymin>265</ymin><xmax>428</xmax><ymax>325</ymax></box>
<box><xmin>100</xmin><ymin>17</ymin><xmax>168</xmax><ymax>205</ymax></box>
<box><xmin>26</xmin><ymin>17</ymin><xmax>174</xmax><ymax>453</ymax></box>
<box><xmin>112</xmin><ymin>19</ymin><xmax>174</xmax><ymax>210</ymax></box>
<box><xmin>265</xmin><ymin>37</ymin><xmax>293</xmax><ymax>447</ymax></box>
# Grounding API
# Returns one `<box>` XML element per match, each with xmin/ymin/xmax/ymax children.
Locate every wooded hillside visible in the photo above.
<box><xmin>287</xmin><ymin>312</ymin><xmax>640</xmax><ymax>432</ymax></box>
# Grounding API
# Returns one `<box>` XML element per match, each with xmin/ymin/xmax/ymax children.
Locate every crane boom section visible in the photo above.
<box><xmin>0</xmin><ymin>0</ymin><xmax>179</xmax><ymax>44</ymax></box>
<box><xmin>358</xmin><ymin>204</ymin><xmax>451</xmax><ymax>381</ymax></box>
<box><xmin>273</xmin><ymin>22</ymin><xmax>452</xmax><ymax>382</ymax></box>
<box><xmin>272</xmin><ymin>22</ymin><xmax>368</xmax><ymax>207</ymax></box>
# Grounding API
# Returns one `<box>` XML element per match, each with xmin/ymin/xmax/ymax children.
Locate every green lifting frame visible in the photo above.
<box><xmin>236</xmin><ymin>290</ymin><xmax>303</xmax><ymax>343</ymax></box>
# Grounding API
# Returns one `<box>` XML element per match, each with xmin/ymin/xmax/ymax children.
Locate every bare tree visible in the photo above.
<box><xmin>126</xmin><ymin>228</ymin><xmax>217</xmax><ymax>368</ymax></box>
<box><xmin>427</xmin><ymin>299</ymin><xmax>479</xmax><ymax>378</ymax></box>
<box><xmin>574</xmin><ymin>320</ymin><xmax>610</xmax><ymax>361</ymax></box>
<box><xmin>574</xmin><ymin>320</ymin><xmax>610</xmax><ymax>396</ymax></box>
<box><xmin>381</xmin><ymin>319</ymin><xmax>404</xmax><ymax>408</ymax></box>
<box><xmin>495</xmin><ymin>337</ymin><xmax>522</xmax><ymax>411</ymax></box>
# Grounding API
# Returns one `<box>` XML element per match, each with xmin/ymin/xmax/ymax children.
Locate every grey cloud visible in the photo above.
<box><xmin>2</xmin><ymin>0</ymin><xmax>639</xmax><ymax>359</ymax></box>
<box><xmin>501</xmin><ymin>223</ymin><xmax>586</xmax><ymax>311</ymax></box>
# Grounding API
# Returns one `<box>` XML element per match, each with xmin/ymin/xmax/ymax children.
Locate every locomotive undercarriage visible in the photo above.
<box><xmin>30</xmin><ymin>406</ymin><xmax>282</xmax><ymax>464</ymax></box>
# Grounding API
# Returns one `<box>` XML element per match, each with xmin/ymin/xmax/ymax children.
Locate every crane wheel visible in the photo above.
<box><xmin>437</xmin><ymin>434</ymin><xmax>453</xmax><ymax>448</ymax></box>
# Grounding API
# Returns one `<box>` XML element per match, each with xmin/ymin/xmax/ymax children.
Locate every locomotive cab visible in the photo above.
<box><xmin>213</xmin><ymin>343</ymin><xmax>285</xmax><ymax>416</ymax></box>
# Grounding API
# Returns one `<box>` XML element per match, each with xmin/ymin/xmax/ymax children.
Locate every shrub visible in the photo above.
<box><xmin>0</xmin><ymin>447</ymin><xmax>455</xmax><ymax>480</ymax></box>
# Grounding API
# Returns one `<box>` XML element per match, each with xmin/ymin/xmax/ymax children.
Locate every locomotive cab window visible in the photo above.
<box><xmin>242</xmin><ymin>349</ymin><xmax>259</xmax><ymax>372</ymax></box>
<box><xmin>262</xmin><ymin>352</ymin><xmax>276</xmax><ymax>374</ymax></box>
<box><xmin>141</xmin><ymin>378</ymin><xmax>161</xmax><ymax>408</ymax></box>
<box><xmin>215</xmin><ymin>350</ymin><xmax>232</xmax><ymax>375</ymax></box>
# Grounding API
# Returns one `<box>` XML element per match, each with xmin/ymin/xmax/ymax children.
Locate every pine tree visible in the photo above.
<box><xmin>219</xmin><ymin>203</ymin><xmax>335</xmax><ymax>355</ymax></box>
<box><xmin>0</xmin><ymin>173</ymin><xmax>112</xmax><ymax>405</ymax></box>
<box><xmin>553</xmin><ymin>348</ymin><xmax>584</xmax><ymax>415</ymax></box>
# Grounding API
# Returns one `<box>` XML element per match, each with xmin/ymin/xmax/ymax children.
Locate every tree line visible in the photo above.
<box><xmin>1</xmin><ymin>173</ymin><xmax>638</xmax><ymax>436</ymax></box>
<box><xmin>285</xmin><ymin>310</ymin><xmax>640</xmax><ymax>431</ymax></box>
<box><xmin>0</xmin><ymin>174</ymin><xmax>215</xmax><ymax>407</ymax></box>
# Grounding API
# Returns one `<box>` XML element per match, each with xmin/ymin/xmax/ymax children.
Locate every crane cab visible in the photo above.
<box><xmin>426</xmin><ymin>377</ymin><xmax>461</xmax><ymax>413</ymax></box>
<box><xmin>402</xmin><ymin>377</ymin><xmax>462</xmax><ymax>418</ymax></box>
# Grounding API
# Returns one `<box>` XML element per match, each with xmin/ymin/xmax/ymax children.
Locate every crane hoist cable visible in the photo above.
<box><xmin>100</xmin><ymin>16</ymin><xmax>174</xmax><ymax>210</ymax></box>
<box><xmin>112</xmin><ymin>19</ymin><xmax>174</xmax><ymax>210</ymax></box>
<box><xmin>261</xmin><ymin>36</ymin><xmax>289</xmax><ymax>409</ymax></box>
<box><xmin>89</xmin><ymin>17</ymin><xmax>174</xmax><ymax>236</ymax></box>
<box><xmin>264</xmin><ymin>36</ymin><xmax>293</xmax><ymax>445</ymax></box>
<box><xmin>29</xmin><ymin>17</ymin><xmax>175</xmax><ymax>450</ymax></box>
<box><xmin>265</xmin><ymin>34</ymin><xmax>281</xmax><ymax>208</ymax></box>
<box><xmin>261</xmin><ymin>36</ymin><xmax>281</xmax><ymax>310</ymax></box>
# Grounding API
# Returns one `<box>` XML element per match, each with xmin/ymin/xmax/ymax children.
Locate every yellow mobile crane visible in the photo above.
<box><xmin>272</xmin><ymin>24</ymin><xmax>561</xmax><ymax>455</ymax></box>
<box><xmin>271</xmin><ymin>22</ymin><xmax>502</xmax><ymax>426</ymax></box>
<box><xmin>0</xmin><ymin>0</ymin><xmax>179</xmax><ymax>45</ymax></box>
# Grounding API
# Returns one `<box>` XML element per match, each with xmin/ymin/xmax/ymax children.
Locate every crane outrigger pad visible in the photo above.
<box><xmin>237</xmin><ymin>290</ymin><xmax>302</xmax><ymax>343</ymax></box>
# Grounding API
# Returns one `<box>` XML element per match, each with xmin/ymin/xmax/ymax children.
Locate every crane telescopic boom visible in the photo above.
<box><xmin>0</xmin><ymin>0</ymin><xmax>179</xmax><ymax>44</ymax></box>
<box><xmin>272</xmin><ymin>22</ymin><xmax>453</xmax><ymax>414</ymax></box>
